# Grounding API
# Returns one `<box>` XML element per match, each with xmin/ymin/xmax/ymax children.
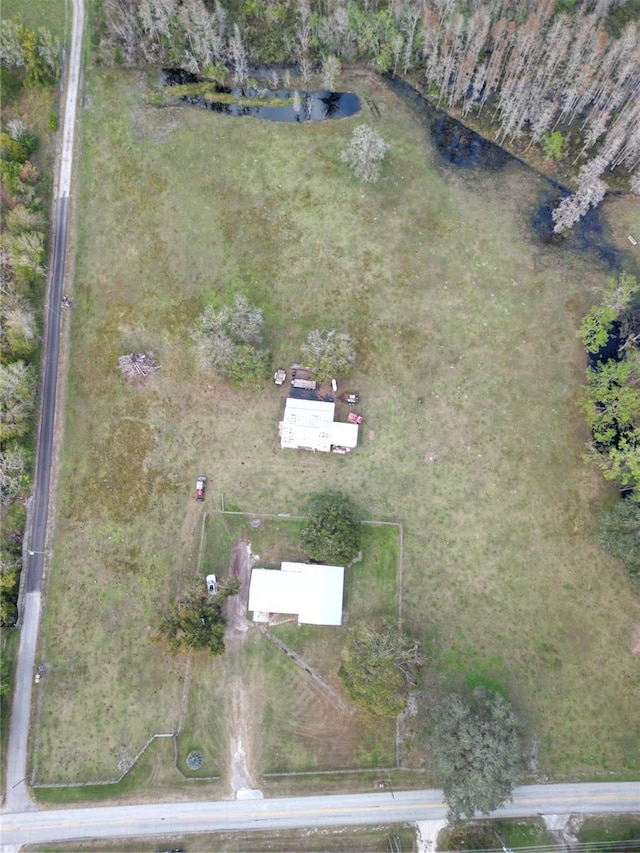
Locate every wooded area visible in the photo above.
<box><xmin>100</xmin><ymin>0</ymin><xmax>640</xmax><ymax>226</ymax></box>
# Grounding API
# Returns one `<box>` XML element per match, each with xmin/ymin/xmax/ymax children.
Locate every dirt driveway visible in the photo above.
<box><xmin>224</xmin><ymin>539</ymin><xmax>256</xmax><ymax>643</ymax></box>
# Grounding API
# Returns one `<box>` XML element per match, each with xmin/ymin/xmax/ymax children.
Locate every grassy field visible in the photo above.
<box><xmin>574</xmin><ymin>814</ymin><xmax>640</xmax><ymax>850</ymax></box>
<box><xmin>33</xmin><ymin>63</ymin><xmax>640</xmax><ymax>789</ymax></box>
<box><xmin>1</xmin><ymin>0</ymin><xmax>67</xmax><ymax>39</ymax></box>
<box><xmin>437</xmin><ymin>818</ymin><xmax>555</xmax><ymax>851</ymax></box>
<box><xmin>26</xmin><ymin>824</ymin><xmax>418</xmax><ymax>852</ymax></box>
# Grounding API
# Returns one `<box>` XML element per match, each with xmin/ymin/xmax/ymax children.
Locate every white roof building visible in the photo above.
<box><xmin>279</xmin><ymin>398</ymin><xmax>358</xmax><ymax>452</ymax></box>
<box><xmin>248</xmin><ymin>562</ymin><xmax>345</xmax><ymax>626</ymax></box>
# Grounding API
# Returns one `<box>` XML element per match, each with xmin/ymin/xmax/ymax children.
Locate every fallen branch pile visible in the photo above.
<box><xmin>118</xmin><ymin>352</ymin><xmax>160</xmax><ymax>383</ymax></box>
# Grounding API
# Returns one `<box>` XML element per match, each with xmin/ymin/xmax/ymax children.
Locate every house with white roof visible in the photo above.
<box><xmin>248</xmin><ymin>562</ymin><xmax>345</xmax><ymax>626</ymax></box>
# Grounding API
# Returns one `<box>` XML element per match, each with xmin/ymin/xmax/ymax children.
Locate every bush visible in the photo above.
<box><xmin>302</xmin><ymin>491</ymin><xmax>361</xmax><ymax>564</ymax></box>
<box><xmin>339</xmin><ymin>621</ymin><xmax>423</xmax><ymax>716</ymax></box>
<box><xmin>301</xmin><ymin>329</ymin><xmax>355</xmax><ymax>382</ymax></box>
<box><xmin>340</xmin><ymin>124</ymin><xmax>388</xmax><ymax>182</ymax></box>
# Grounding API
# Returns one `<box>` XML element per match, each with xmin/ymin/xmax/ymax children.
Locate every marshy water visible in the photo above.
<box><xmin>386</xmin><ymin>75</ymin><xmax>627</xmax><ymax>271</ymax></box>
<box><xmin>161</xmin><ymin>68</ymin><xmax>360</xmax><ymax>122</ymax></box>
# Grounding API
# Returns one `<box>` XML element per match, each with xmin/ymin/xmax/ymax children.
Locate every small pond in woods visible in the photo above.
<box><xmin>162</xmin><ymin>68</ymin><xmax>360</xmax><ymax>122</ymax></box>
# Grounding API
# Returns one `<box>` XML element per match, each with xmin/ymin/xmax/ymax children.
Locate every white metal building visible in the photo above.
<box><xmin>279</xmin><ymin>398</ymin><xmax>358</xmax><ymax>452</ymax></box>
<box><xmin>248</xmin><ymin>562</ymin><xmax>345</xmax><ymax>626</ymax></box>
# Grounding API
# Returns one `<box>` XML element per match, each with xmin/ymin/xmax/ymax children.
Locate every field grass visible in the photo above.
<box><xmin>26</xmin><ymin>823</ymin><xmax>418</xmax><ymax>852</ymax></box>
<box><xmin>574</xmin><ymin>814</ymin><xmax>640</xmax><ymax>850</ymax></box>
<box><xmin>33</xmin><ymin>63</ymin><xmax>640</xmax><ymax>789</ymax></box>
<box><xmin>437</xmin><ymin>818</ymin><xmax>554</xmax><ymax>851</ymax></box>
<box><xmin>1</xmin><ymin>0</ymin><xmax>67</xmax><ymax>39</ymax></box>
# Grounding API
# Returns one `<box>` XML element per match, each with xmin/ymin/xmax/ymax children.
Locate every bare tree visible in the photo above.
<box><xmin>553</xmin><ymin>155</ymin><xmax>608</xmax><ymax>233</ymax></box>
<box><xmin>0</xmin><ymin>444</ymin><xmax>26</xmax><ymax>506</ymax></box>
<box><xmin>228</xmin><ymin>24</ymin><xmax>248</xmax><ymax>86</ymax></box>
<box><xmin>340</xmin><ymin>124</ymin><xmax>388</xmax><ymax>182</ymax></box>
<box><xmin>321</xmin><ymin>54</ymin><xmax>341</xmax><ymax>91</ymax></box>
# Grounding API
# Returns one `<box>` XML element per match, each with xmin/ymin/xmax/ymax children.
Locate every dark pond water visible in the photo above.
<box><xmin>161</xmin><ymin>69</ymin><xmax>360</xmax><ymax>122</ymax></box>
<box><xmin>588</xmin><ymin>320</ymin><xmax>623</xmax><ymax>368</ymax></box>
<box><xmin>530</xmin><ymin>186</ymin><xmax>625</xmax><ymax>270</ymax></box>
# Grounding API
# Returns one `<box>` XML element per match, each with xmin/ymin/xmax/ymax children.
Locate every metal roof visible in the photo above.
<box><xmin>248</xmin><ymin>563</ymin><xmax>345</xmax><ymax>626</ymax></box>
<box><xmin>280</xmin><ymin>398</ymin><xmax>336</xmax><ymax>452</ymax></box>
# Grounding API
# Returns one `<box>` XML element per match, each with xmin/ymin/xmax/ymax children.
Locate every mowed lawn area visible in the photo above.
<box><xmin>34</xmin><ymin>65</ymin><xmax>639</xmax><ymax>787</ymax></box>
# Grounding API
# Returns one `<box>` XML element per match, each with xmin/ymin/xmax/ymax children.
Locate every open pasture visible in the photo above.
<box><xmin>33</xmin><ymin>65</ymin><xmax>640</xmax><ymax>789</ymax></box>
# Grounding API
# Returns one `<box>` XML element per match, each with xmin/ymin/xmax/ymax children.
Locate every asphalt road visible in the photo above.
<box><xmin>1</xmin><ymin>783</ymin><xmax>639</xmax><ymax>848</ymax></box>
<box><xmin>4</xmin><ymin>0</ymin><xmax>85</xmax><ymax>814</ymax></box>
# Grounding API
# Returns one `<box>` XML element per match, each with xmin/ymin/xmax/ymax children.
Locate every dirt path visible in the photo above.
<box><xmin>224</xmin><ymin>540</ymin><xmax>255</xmax><ymax>643</ymax></box>
<box><xmin>223</xmin><ymin>540</ymin><xmax>263</xmax><ymax>798</ymax></box>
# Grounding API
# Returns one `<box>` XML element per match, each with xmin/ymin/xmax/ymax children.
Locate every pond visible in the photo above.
<box><xmin>161</xmin><ymin>68</ymin><xmax>360</xmax><ymax>123</ymax></box>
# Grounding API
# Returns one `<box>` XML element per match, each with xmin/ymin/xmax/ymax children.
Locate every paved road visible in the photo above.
<box><xmin>4</xmin><ymin>0</ymin><xmax>85</xmax><ymax>814</ymax></box>
<box><xmin>1</xmin><ymin>783</ymin><xmax>639</xmax><ymax>848</ymax></box>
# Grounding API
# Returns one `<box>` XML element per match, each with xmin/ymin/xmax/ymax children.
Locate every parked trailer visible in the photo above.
<box><xmin>291</xmin><ymin>378</ymin><xmax>317</xmax><ymax>390</ymax></box>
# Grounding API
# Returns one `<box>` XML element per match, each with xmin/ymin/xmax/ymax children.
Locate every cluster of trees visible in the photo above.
<box><xmin>1</xmin><ymin>19</ymin><xmax>59</xmax><ymax>635</ymax></box>
<box><xmin>0</xmin><ymin>19</ymin><xmax>60</xmax><ymax>87</ymax></box>
<box><xmin>301</xmin><ymin>329</ymin><xmax>356</xmax><ymax>381</ymax></box>
<box><xmin>101</xmin><ymin>0</ymin><xmax>639</xmax><ymax>224</ymax></box>
<box><xmin>578</xmin><ymin>272</ymin><xmax>640</xmax><ymax>510</ymax></box>
<box><xmin>301</xmin><ymin>491</ymin><xmax>361</xmax><ymax>564</ymax></box>
<box><xmin>190</xmin><ymin>293</ymin><xmax>271</xmax><ymax>387</ymax></box>
<box><xmin>158</xmin><ymin>576</ymin><xmax>240</xmax><ymax>653</ymax></box>
<box><xmin>192</xmin><ymin>293</ymin><xmax>356</xmax><ymax>385</ymax></box>
<box><xmin>0</xmin><ymin>119</ymin><xmax>48</xmax><ymax>627</ymax></box>
<box><xmin>579</xmin><ymin>271</ymin><xmax>639</xmax><ymax>585</ymax></box>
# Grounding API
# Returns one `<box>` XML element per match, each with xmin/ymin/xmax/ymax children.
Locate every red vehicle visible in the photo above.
<box><xmin>196</xmin><ymin>476</ymin><xmax>207</xmax><ymax>501</ymax></box>
<box><xmin>347</xmin><ymin>412</ymin><xmax>364</xmax><ymax>425</ymax></box>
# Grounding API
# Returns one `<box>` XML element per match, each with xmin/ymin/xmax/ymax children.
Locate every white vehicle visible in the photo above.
<box><xmin>206</xmin><ymin>574</ymin><xmax>218</xmax><ymax>595</ymax></box>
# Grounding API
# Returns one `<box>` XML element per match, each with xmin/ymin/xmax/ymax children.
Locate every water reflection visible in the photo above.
<box><xmin>162</xmin><ymin>70</ymin><xmax>360</xmax><ymax>123</ymax></box>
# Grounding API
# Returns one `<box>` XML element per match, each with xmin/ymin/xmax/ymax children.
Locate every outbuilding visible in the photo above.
<box><xmin>279</xmin><ymin>398</ymin><xmax>358</xmax><ymax>452</ymax></box>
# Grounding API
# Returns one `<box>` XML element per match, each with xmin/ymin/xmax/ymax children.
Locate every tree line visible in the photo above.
<box><xmin>100</xmin><ymin>0</ymin><xmax>639</xmax><ymax>226</ymax></box>
<box><xmin>579</xmin><ymin>271</ymin><xmax>640</xmax><ymax>585</ymax></box>
<box><xmin>1</xmin><ymin>21</ymin><xmax>61</xmax><ymax>629</ymax></box>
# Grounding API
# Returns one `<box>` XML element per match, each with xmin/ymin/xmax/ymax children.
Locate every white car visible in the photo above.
<box><xmin>206</xmin><ymin>574</ymin><xmax>218</xmax><ymax>595</ymax></box>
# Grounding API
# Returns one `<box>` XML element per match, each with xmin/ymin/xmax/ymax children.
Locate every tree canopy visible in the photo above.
<box><xmin>340</xmin><ymin>124</ymin><xmax>388</xmax><ymax>182</ymax></box>
<box><xmin>431</xmin><ymin>687</ymin><xmax>522</xmax><ymax>821</ymax></box>
<box><xmin>158</xmin><ymin>576</ymin><xmax>240</xmax><ymax>655</ymax></box>
<box><xmin>301</xmin><ymin>491</ymin><xmax>361</xmax><ymax>565</ymax></box>
<box><xmin>580</xmin><ymin>273</ymin><xmax>640</xmax><ymax>500</ymax></box>
<box><xmin>339</xmin><ymin>620</ymin><xmax>423</xmax><ymax>717</ymax></box>
<box><xmin>190</xmin><ymin>293</ymin><xmax>270</xmax><ymax>387</ymax></box>
<box><xmin>301</xmin><ymin>329</ymin><xmax>355</xmax><ymax>382</ymax></box>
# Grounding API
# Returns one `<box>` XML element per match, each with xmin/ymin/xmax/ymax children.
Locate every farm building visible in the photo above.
<box><xmin>248</xmin><ymin>562</ymin><xmax>345</xmax><ymax>626</ymax></box>
<box><xmin>279</xmin><ymin>398</ymin><xmax>358</xmax><ymax>452</ymax></box>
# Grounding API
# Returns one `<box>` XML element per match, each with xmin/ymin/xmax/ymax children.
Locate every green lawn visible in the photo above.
<box><xmin>33</xmin><ymin>64</ymin><xmax>640</xmax><ymax>790</ymax></box>
<box><xmin>437</xmin><ymin>818</ymin><xmax>554</xmax><ymax>851</ymax></box>
<box><xmin>1</xmin><ymin>0</ymin><xmax>67</xmax><ymax>39</ymax></box>
<box><xmin>575</xmin><ymin>815</ymin><xmax>640</xmax><ymax>851</ymax></box>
